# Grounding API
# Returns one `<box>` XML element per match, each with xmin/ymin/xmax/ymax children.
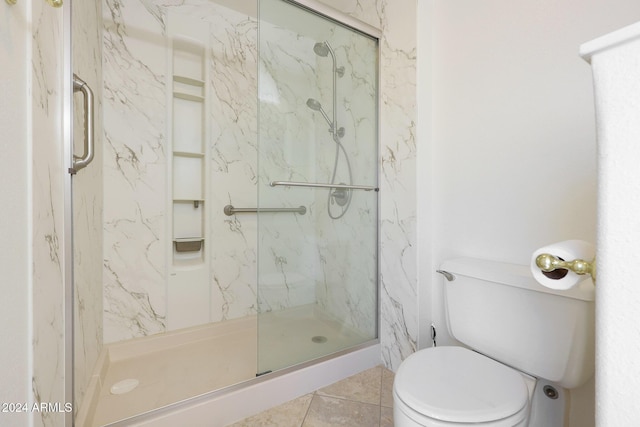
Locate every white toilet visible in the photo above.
<box><xmin>393</xmin><ymin>257</ymin><xmax>595</xmax><ymax>427</ymax></box>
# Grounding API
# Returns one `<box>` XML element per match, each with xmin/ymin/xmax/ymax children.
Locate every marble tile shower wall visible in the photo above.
<box><xmin>206</xmin><ymin>8</ymin><xmax>260</xmax><ymax>322</ymax></box>
<box><xmin>101</xmin><ymin>0</ymin><xmax>308</xmax><ymax>342</ymax></box>
<box><xmin>103</xmin><ymin>0</ymin><xmax>169</xmax><ymax>343</ymax></box>
<box><xmin>101</xmin><ymin>0</ymin><xmax>416</xmax><ymax>373</ymax></box>
<box><xmin>103</xmin><ymin>0</ymin><xmax>374</xmax><ymax>342</ymax></box>
<box><xmin>256</xmin><ymin>24</ymin><xmax>318</xmax><ymax>314</ymax></box>
<box><xmin>73</xmin><ymin>0</ymin><xmax>104</xmax><ymax>412</ymax></box>
<box><xmin>257</xmin><ymin>14</ymin><xmax>377</xmax><ymax>336</ymax></box>
<box><xmin>320</xmin><ymin>0</ymin><xmax>417</xmax><ymax>369</ymax></box>
<box><xmin>31</xmin><ymin>2</ymin><xmax>66</xmax><ymax>426</ymax></box>
<box><xmin>312</xmin><ymin>32</ymin><xmax>378</xmax><ymax>338</ymax></box>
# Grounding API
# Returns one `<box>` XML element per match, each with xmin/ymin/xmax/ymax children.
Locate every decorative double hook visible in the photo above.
<box><xmin>535</xmin><ymin>253</ymin><xmax>596</xmax><ymax>283</ymax></box>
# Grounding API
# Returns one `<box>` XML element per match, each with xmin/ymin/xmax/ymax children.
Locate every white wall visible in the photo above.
<box><xmin>423</xmin><ymin>1</ymin><xmax>640</xmax><ymax>426</ymax></box>
<box><xmin>582</xmin><ymin>23</ymin><xmax>640</xmax><ymax>426</ymax></box>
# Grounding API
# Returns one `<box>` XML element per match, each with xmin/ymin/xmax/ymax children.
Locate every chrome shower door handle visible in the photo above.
<box><xmin>70</xmin><ymin>74</ymin><xmax>95</xmax><ymax>174</ymax></box>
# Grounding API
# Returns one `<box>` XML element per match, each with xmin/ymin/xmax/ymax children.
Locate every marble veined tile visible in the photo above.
<box><xmin>317</xmin><ymin>365</ymin><xmax>383</xmax><ymax>406</ymax></box>
<box><xmin>227</xmin><ymin>394</ymin><xmax>313</xmax><ymax>427</ymax></box>
<box><xmin>381</xmin><ymin>367</ymin><xmax>395</xmax><ymax>408</ymax></box>
<box><xmin>228</xmin><ymin>365</ymin><xmax>394</xmax><ymax>427</ymax></box>
<box><xmin>381</xmin><ymin>406</ymin><xmax>394</xmax><ymax>427</ymax></box>
<box><xmin>303</xmin><ymin>395</ymin><xmax>381</xmax><ymax>427</ymax></box>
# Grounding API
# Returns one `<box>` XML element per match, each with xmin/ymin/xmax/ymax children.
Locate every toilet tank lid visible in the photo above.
<box><xmin>440</xmin><ymin>257</ymin><xmax>595</xmax><ymax>302</ymax></box>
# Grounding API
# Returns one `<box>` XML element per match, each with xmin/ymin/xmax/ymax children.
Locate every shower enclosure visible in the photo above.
<box><xmin>70</xmin><ymin>0</ymin><xmax>379</xmax><ymax>424</ymax></box>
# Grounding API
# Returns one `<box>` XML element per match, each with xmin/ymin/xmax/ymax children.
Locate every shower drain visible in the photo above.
<box><xmin>311</xmin><ymin>335</ymin><xmax>328</xmax><ymax>343</ymax></box>
<box><xmin>110</xmin><ymin>378</ymin><xmax>139</xmax><ymax>395</ymax></box>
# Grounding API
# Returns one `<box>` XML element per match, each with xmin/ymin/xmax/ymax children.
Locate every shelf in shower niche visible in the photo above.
<box><xmin>173</xmin><ymin>199</ymin><xmax>204</xmax><ymax>209</ymax></box>
<box><xmin>173</xmin><ymin>199</ymin><xmax>204</xmax><ymax>205</ymax></box>
<box><xmin>173</xmin><ymin>92</ymin><xmax>205</xmax><ymax>103</ymax></box>
<box><xmin>173</xmin><ymin>75</ymin><xmax>205</xmax><ymax>87</ymax></box>
<box><xmin>173</xmin><ymin>150</ymin><xmax>204</xmax><ymax>158</ymax></box>
<box><xmin>174</xmin><ymin>238</ymin><xmax>204</xmax><ymax>253</ymax></box>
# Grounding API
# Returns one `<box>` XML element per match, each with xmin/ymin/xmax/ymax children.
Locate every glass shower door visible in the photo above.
<box><xmin>257</xmin><ymin>0</ymin><xmax>379</xmax><ymax>374</ymax></box>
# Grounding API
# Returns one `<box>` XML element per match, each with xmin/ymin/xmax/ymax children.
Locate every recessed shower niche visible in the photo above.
<box><xmin>169</xmin><ymin>18</ymin><xmax>210</xmax><ymax>330</ymax></box>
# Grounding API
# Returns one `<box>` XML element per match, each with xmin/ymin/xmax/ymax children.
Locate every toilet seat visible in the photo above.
<box><xmin>394</xmin><ymin>346</ymin><xmax>529</xmax><ymax>425</ymax></box>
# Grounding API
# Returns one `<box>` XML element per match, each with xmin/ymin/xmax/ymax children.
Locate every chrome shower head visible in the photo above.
<box><xmin>312</xmin><ymin>41</ymin><xmax>344</xmax><ymax>77</ymax></box>
<box><xmin>306</xmin><ymin>98</ymin><xmax>333</xmax><ymax>130</ymax></box>
<box><xmin>306</xmin><ymin>98</ymin><xmax>322</xmax><ymax>111</ymax></box>
<box><xmin>313</xmin><ymin>42</ymin><xmax>329</xmax><ymax>57</ymax></box>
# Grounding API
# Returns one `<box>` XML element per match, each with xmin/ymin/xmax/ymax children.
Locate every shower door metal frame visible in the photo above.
<box><xmin>62</xmin><ymin>1</ymin><xmax>75</xmax><ymax>426</ymax></box>
<box><xmin>284</xmin><ymin>0</ymin><xmax>381</xmax><ymax>40</ymax></box>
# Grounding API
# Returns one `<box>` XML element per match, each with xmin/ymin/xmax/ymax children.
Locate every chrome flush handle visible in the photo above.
<box><xmin>436</xmin><ymin>270</ymin><xmax>455</xmax><ymax>282</ymax></box>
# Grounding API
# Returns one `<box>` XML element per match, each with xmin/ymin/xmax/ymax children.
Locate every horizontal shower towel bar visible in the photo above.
<box><xmin>223</xmin><ymin>205</ymin><xmax>307</xmax><ymax>216</ymax></box>
<box><xmin>270</xmin><ymin>181</ymin><xmax>379</xmax><ymax>192</ymax></box>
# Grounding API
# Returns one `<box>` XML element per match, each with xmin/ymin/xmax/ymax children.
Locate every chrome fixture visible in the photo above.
<box><xmin>6</xmin><ymin>0</ymin><xmax>63</xmax><ymax>5</ymax></box>
<box><xmin>313</xmin><ymin>42</ymin><xmax>344</xmax><ymax>77</ymax></box>
<box><xmin>70</xmin><ymin>74</ymin><xmax>95</xmax><ymax>174</ymax></box>
<box><xmin>223</xmin><ymin>204</ymin><xmax>307</xmax><ymax>216</ymax></box>
<box><xmin>306</xmin><ymin>98</ymin><xmax>332</xmax><ymax>129</ymax></box>
<box><xmin>331</xmin><ymin>186</ymin><xmax>349</xmax><ymax>207</ymax></box>
<box><xmin>309</xmin><ymin>40</ymin><xmax>353</xmax><ymax>219</ymax></box>
<box><xmin>270</xmin><ymin>181</ymin><xmax>378</xmax><ymax>191</ymax></box>
<box><xmin>436</xmin><ymin>269</ymin><xmax>455</xmax><ymax>282</ymax></box>
<box><xmin>306</xmin><ymin>98</ymin><xmax>345</xmax><ymax>138</ymax></box>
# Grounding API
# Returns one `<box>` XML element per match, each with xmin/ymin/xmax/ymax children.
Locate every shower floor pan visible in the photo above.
<box><xmin>82</xmin><ymin>304</ymin><xmax>369</xmax><ymax>426</ymax></box>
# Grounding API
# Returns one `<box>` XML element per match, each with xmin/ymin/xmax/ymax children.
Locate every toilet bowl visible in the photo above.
<box><xmin>393</xmin><ymin>346</ymin><xmax>533</xmax><ymax>427</ymax></box>
<box><xmin>393</xmin><ymin>257</ymin><xmax>595</xmax><ymax>427</ymax></box>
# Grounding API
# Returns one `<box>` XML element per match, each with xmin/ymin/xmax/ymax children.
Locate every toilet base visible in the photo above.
<box><xmin>528</xmin><ymin>380</ymin><xmax>566</xmax><ymax>427</ymax></box>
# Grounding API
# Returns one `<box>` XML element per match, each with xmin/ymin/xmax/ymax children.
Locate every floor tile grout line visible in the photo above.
<box><xmin>379</xmin><ymin>366</ymin><xmax>384</xmax><ymax>426</ymax></box>
<box><xmin>303</xmin><ymin>393</ymin><xmax>384</xmax><ymax>427</ymax></box>
<box><xmin>299</xmin><ymin>391</ymin><xmax>316</xmax><ymax>427</ymax></box>
<box><xmin>380</xmin><ymin>366</ymin><xmax>384</xmax><ymax>406</ymax></box>
<box><xmin>314</xmin><ymin>393</ymin><xmax>382</xmax><ymax>406</ymax></box>
<box><xmin>226</xmin><ymin>366</ymin><xmax>395</xmax><ymax>427</ymax></box>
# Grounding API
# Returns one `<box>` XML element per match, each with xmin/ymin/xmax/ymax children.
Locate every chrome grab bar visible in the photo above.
<box><xmin>6</xmin><ymin>0</ymin><xmax>62</xmax><ymax>6</ymax></box>
<box><xmin>269</xmin><ymin>181</ymin><xmax>379</xmax><ymax>192</ymax></box>
<box><xmin>70</xmin><ymin>74</ymin><xmax>95</xmax><ymax>174</ymax></box>
<box><xmin>223</xmin><ymin>205</ymin><xmax>307</xmax><ymax>216</ymax></box>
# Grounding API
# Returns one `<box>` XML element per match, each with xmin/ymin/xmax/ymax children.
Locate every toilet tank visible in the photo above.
<box><xmin>441</xmin><ymin>257</ymin><xmax>595</xmax><ymax>389</ymax></box>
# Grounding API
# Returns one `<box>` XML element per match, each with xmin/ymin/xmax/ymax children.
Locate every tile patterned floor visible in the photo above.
<box><xmin>228</xmin><ymin>366</ymin><xmax>395</xmax><ymax>427</ymax></box>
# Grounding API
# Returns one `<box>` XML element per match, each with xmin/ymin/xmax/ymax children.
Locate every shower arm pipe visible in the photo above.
<box><xmin>270</xmin><ymin>181</ymin><xmax>379</xmax><ymax>192</ymax></box>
